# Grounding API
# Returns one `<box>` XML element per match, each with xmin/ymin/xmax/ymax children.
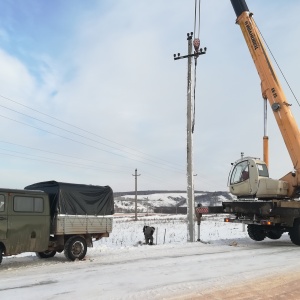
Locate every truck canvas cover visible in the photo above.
<box><xmin>24</xmin><ymin>181</ymin><xmax>114</xmax><ymax>218</ymax></box>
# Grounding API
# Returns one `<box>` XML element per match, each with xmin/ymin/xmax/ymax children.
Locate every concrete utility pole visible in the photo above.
<box><xmin>132</xmin><ymin>169</ymin><xmax>141</xmax><ymax>221</ymax></box>
<box><xmin>186</xmin><ymin>34</ymin><xmax>195</xmax><ymax>242</ymax></box>
<box><xmin>174</xmin><ymin>33</ymin><xmax>206</xmax><ymax>242</ymax></box>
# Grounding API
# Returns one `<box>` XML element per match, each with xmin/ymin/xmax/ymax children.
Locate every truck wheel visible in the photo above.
<box><xmin>0</xmin><ymin>247</ymin><xmax>3</xmax><ymax>264</ymax></box>
<box><xmin>289</xmin><ymin>219</ymin><xmax>300</xmax><ymax>246</ymax></box>
<box><xmin>247</xmin><ymin>224</ymin><xmax>266</xmax><ymax>241</ymax></box>
<box><xmin>266</xmin><ymin>230</ymin><xmax>282</xmax><ymax>240</ymax></box>
<box><xmin>64</xmin><ymin>236</ymin><xmax>87</xmax><ymax>261</ymax></box>
<box><xmin>36</xmin><ymin>250</ymin><xmax>57</xmax><ymax>259</ymax></box>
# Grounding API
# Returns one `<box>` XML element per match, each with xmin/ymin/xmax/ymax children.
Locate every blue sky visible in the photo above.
<box><xmin>0</xmin><ymin>0</ymin><xmax>299</xmax><ymax>192</ymax></box>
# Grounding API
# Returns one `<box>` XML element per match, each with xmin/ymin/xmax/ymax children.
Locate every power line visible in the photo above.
<box><xmin>0</xmin><ymin>146</ymin><xmax>188</xmax><ymax>187</ymax></box>
<box><xmin>0</xmin><ymin>140</ymin><xmax>193</xmax><ymax>187</ymax></box>
<box><xmin>0</xmin><ymin>102</ymin><xmax>185</xmax><ymax>172</ymax></box>
<box><xmin>0</xmin><ymin>151</ymin><xmax>130</xmax><ymax>174</ymax></box>
<box><xmin>0</xmin><ymin>113</ymin><xmax>185</xmax><ymax>174</ymax></box>
<box><xmin>0</xmin><ymin>93</ymin><xmax>185</xmax><ymax>169</ymax></box>
<box><xmin>0</xmin><ymin>140</ymin><xmax>133</xmax><ymax>170</ymax></box>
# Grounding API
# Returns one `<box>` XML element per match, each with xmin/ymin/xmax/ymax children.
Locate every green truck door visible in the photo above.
<box><xmin>9</xmin><ymin>195</ymin><xmax>50</xmax><ymax>253</ymax></box>
<box><xmin>0</xmin><ymin>192</ymin><xmax>50</xmax><ymax>256</ymax></box>
<box><xmin>0</xmin><ymin>194</ymin><xmax>7</xmax><ymax>239</ymax></box>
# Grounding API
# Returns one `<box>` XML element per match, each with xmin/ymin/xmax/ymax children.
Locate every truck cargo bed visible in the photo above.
<box><xmin>52</xmin><ymin>214</ymin><xmax>113</xmax><ymax>235</ymax></box>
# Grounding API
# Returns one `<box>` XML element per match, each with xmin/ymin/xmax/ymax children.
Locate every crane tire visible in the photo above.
<box><xmin>266</xmin><ymin>230</ymin><xmax>282</xmax><ymax>240</ymax></box>
<box><xmin>0</xmin><ymin>246</ymin><xmax>3</xmax><ymax>265</ymax></box>
<box><xmin>247</xmin><ymin>224</ymin><xmax>266</xmax><ymax>241</ymax></box>
<box><xmin>289</xmin><ymin>218</ymin><xmax>300</xmax><ymax>246</ymax></box>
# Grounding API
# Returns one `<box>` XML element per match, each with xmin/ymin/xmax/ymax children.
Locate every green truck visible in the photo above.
<box><xmin>0</xmin><ymin>181</ymin><xmax>114</xmax><ymax>264</ymax></box>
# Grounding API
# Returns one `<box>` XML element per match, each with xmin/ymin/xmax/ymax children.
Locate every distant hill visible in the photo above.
<box><xmin>114</xmin><ymin>190</ymin><xmax>235</xmax><ymax>214</ymax></box>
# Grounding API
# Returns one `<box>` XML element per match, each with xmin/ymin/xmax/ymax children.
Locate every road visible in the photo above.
<box><xmin>1</xmin><ymin>234</ymin><xmax>300</xmax><ymax>299</ymax></box>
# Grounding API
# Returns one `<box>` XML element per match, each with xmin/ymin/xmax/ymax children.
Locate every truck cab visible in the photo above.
<box><xmin>0</xmin><ymin>189</ymin><xmax>50</xmax><ymax>262</ymax></box>
<box><xmin>228</xmin><ymin>157</ymin><xmax>288</xmax><ymax>199</ymax></box>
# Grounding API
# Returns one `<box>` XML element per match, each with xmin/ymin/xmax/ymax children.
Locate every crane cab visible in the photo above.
<box><xmin>228</xmin><ymin>157</ymin><xmax>288</xmax><ymax>199</ymax></box>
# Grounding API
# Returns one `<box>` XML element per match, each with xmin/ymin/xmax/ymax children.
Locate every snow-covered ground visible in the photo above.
<box><xmin>94</xmin><ymin>214</ymin><xmax>248</xmax><ymax>248</ymax></box>
<box><xmin>1</xmin><ymin>215</ymin><xmax>300</xmax><ymax>299</ymax></box>
<box><xmin>114</xmin><ymin>192</ymin><xmax>220</xmax><ymax>212</ymax></box>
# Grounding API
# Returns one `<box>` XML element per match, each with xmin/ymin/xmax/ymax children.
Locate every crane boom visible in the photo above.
<box><xmin>230</xmin><ymin>0</ymin><xmax>300</xmax><ymax>197</ymax></box>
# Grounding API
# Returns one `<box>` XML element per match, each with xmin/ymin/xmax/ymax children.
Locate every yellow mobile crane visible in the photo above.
<box><xmin>228</xmin><ymin>0</ymin><xmax>300</xmax><ymax>200</ymax></box>
<box><xmin>199</xmin><ymin>0</ymin><xmax>300</xmax><ymax>245</ymax></box>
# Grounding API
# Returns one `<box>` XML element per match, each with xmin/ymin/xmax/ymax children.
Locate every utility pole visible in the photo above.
<box><xmin>132</xmin><ymin>169</ymin><xmax>141</xmax><ymax>221</ymax></box>
<box><xmin>174</xmin><ymin>33</ymin><xmax>206</xmax><ymax>242</ymax></box>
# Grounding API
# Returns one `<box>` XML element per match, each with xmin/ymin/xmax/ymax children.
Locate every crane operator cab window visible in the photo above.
<box><xmin>256</xmin><ymin>163</ymin><xmax>269</xmax><ymax>177</ymax></box>
<box><xmin>230</xmin><ymin>161</ymin><xmax>249</xmax><ymax>184</ymax></box>
<box><xmin>230</xmin><ymin>160</ymin><xmax>270</xmax><ymax>186</ymax></box>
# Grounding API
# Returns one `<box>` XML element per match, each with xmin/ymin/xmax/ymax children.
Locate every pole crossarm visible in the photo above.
<box><xmin>173</xmin><ymin>32</ymin><xmax>207</xmax><ymax>61</ymax></box>
<box><xmin>174</xmin><ymin>50</ymin><xmax>206</xmax><ymax>60</ymax></box>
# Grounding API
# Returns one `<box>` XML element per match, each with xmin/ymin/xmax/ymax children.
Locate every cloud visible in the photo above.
<box><xmin>0</xmin><ymin>1</ymin><xmax>299</xmax><ymax>192</ymax></box>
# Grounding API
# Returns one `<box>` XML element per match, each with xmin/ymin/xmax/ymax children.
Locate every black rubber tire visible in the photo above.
<box><xmin>36</xmin><ymin>250</ymin><xmax>57</xmax><ymax>259</ymax></box>
<box><xmin>64</xmin><ymin>236</ymin><xmax>87</xmax><ymax>261</ymax></box>
<box><xmin>247</xmin><ymin>224</ymin><xmax>266</xmax><ymax>241</ymax></box>
<box><xmin>266</xmin><ymin>230</ymin><xmax>282</xmax><ymax>240</ymax></box>
<box><xmin>0</xmin><ymin>247</ymin><xmax>3</xmax><ymax>265</ymax></box>
<box><xmin>289</xmin><ymin>219</ymin><xmax>300</xmax><ymax>246</ymax></box>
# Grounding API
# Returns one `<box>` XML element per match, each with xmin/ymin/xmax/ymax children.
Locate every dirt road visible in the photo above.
<box><xmin>173</xmin><ymin>271</ymin><xmax>300</xmax><ymax>299</ymax></box>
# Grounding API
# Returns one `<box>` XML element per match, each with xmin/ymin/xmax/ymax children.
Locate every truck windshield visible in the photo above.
<box><xmin>257</xmin><ymin>163</ymin><xmax>269</xmax><ymax>177</ymax></box>
<box><xmin>230</xmin><ymin>161</ymin><xmax>249</xmax><ymax>184</ymax></box>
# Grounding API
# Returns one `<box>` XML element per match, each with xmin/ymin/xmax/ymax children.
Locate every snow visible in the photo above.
<box><xmin>115</xmin><ymin>192</ymin><xmax>213</xmax><ymax>212</ymax></box>
<box><xmin>118</xmin><ymin>193</ymin><xmax>189</xmax><ymax>207</ymax></box>
<box><xmin>1</xmin><ymin>214</ymin><xmax>300</xmax><ymax>299</ymax></box>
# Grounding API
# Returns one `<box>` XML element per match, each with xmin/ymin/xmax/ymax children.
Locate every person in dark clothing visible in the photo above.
<box><xmin>143</xmin><ymin>225</ymin><xmax>155</xmax><ymax>245</ymax></box>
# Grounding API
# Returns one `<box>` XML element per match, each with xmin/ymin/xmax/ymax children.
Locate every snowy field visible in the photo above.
<box><xmin>94</xmin><ymin>214</ymin><xmax>248</xmax><ymax>248</ymax></box>
<box><xmin>1</xmin><ymin>214</ymin><xmax>300</xmax><ymax>299</ymax></box>
<box><xmin>114</xmin><ymin>192</ymin><xmax>227</xmax><ymax>212</ymax></box>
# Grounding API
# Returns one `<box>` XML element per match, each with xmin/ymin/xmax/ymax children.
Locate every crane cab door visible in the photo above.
<box><xmin>229</xmin><ymin>160</ymin><xmax>252</xmax><ymax>196</ymax></box>
<box><xmin>0</xmin><ymin>194</ymin><xmax>7</xmax><ymax>239</ymax></box>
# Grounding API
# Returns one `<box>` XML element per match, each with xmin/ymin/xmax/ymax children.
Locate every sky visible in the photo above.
<box><xmin>0</xmin><ymin>0</ymin><xmax>299</xmax><ymax>192</ymax></box>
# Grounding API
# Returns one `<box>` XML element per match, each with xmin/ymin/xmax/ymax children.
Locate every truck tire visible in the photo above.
<box><xmin>289</xmin><ymin>219</ymin><xmax>300</xmax><ymax>246</ymax></box>
<box><xmin>266</xmin><ymin>230</ymin><xmax>282</xmax><ymax>240</ymax></box>
<box><xmin>0</xmin><ymin>247</ymin><xmax>3</xmax><ymax>265</ymax></box>
<box><xmin>36</xmin><ymin>250</ymin><xmax>57</xmax><ymax>259</ymax></box>
<box><xmin>247</xmin><ymin>224</ymin><xmax>266</xmax><ymax>241</ymax></box>
<box><xmin>64</xmin><ymin>236</ymin><xmax>87</xmax><ymax>261</ymax></box>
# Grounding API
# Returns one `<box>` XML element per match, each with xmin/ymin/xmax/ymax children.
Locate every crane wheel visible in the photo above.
<box><xmin>289</xmin><ymin>218</ymin><xmax>300</xmax><ymax>246</ymax></box>
<box><xmin>0</xmin><ymin>246</ymin><xmax>3</xmax><ymax>265</ymax></box>
<box><xmin>265</xmin><ymin>230</ymin><xmax>282</xmax><ymax>240</ymax></box>
<box><xmin>247</xmin><ymin>224</ymin><xmax>266</xmax><ymax>241</ymax></box>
